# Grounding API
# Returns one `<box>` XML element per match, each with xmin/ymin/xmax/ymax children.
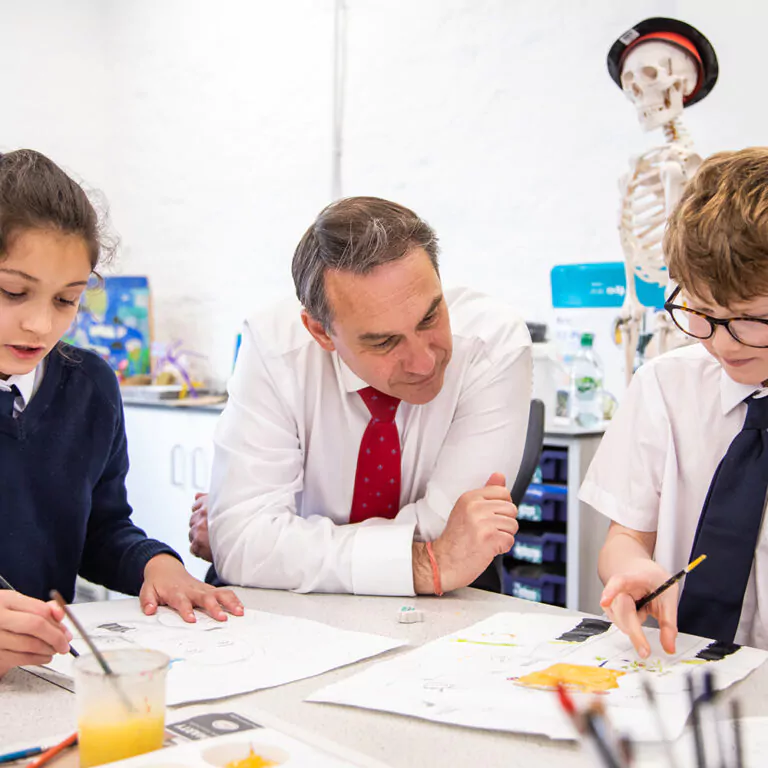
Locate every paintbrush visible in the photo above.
<box><xmin>687</xmin><ymin>674</ymin><xmax>705</xmax><ymax>768</ymax></box>
<box><xmin>731</xmin><ymin>699</ymin><xmax>744</xmax><ymax>768</ymax></box>
<box><xmin>555</xmin><ymin>684</ymin><xmax>626</xmax><ymax>768</ymax></box>
<box><xmin>49</xmin><ymin>590</ymin><xmax>135</xmax><ymax>712</ymax></box>
<box><xmin>635</xmin><ymin>555</ymin><xmax>707</xmax><ymax>612</ymax></box>
<box><xmin>640</xmin><ymin>676</ymin><xmax>678</xmax><ymax>768</ymax></box>
<box><xmin>0</xmin><ymin>574</ymin><xmax>78</xmax><ymax>657</ymax></box>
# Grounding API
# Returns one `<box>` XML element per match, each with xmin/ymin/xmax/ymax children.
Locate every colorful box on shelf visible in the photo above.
<box><xmin>510</xmin><ymin>532</ymin><xmax>567</xmax><ymax>565</ymax></box>
<box><xmin>517</xmin><ymin>483</ymin><xmax>568</xmax><ymax>523</ymax></box>
<box><xmin>550</xmin><ymin>261</ymin><xmax>666</xmax><ymax>309</ymax></box>
<box><xmin>538</xmin><ymin>448</ymin><xmax>569</xmax><ymax>484</ymax></box>
<box><xmin>503</xmin><ymin>565</ymin><xmax>567</xmax><ymax>606</ymax></box>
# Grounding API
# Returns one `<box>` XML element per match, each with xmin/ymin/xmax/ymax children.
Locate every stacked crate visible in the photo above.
<box><xmin>503</xmin><ymin>448</ymin><xmax>569</xmax><ymax>606</ymax></box>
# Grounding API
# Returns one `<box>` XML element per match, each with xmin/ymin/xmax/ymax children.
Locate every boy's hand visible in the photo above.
<box><xmin>600</xmin><ymin>559</ymin><xmax>678</xmax><ymax>658</ymax></box>
<box><xmin>140</xmin><ymin>554</ymin><xmax>243</xmax><ymax>622</ymax></box>
<box><xmin>0</xmin><ymin>592</ymin><xmax>73</xmax><ymax>678</ymax></box>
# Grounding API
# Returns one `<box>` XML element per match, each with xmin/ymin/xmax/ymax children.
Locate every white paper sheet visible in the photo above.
<box><xmin>308</xmin><ymin>612</ymin><xmax>768</xmax><ymax>742</ymax></box>
<box><xmin>43</xmin><ymin>599</ymin><xmax>405</xmax><ymax>705</ymax></box>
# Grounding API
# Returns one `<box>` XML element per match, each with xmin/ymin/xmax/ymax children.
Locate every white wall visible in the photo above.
<box><xmin>0</xmin><ymin>1</ymin><xmax>110</xmax><ymax>204</ymax></box>
<box><xmin>2</xmin><ymin>0</ymin><xmax>767</xmax><ymax>393</ymax></box>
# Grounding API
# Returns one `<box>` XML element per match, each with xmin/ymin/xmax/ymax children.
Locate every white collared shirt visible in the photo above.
<box><xmin>0</xmin><ymin>361</ymin><xmax>45</xmax><ymax>416</ymax></box>
<box><xmin>580</xmin><ymin>343</ymin><xmax>768</xmax><ymax>648</ymax></box>
<box><xmin>209</xmin><ymin>286</ymin><xmax>532</xmax><ymax>596</ymax></box>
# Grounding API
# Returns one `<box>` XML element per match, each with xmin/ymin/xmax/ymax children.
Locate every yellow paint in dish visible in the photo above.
<box><xmin>224</xmin><ymin>748</ymin><xmax>277</xmax><ymax>768</ymax></box>
<box><xmin>516</xmin><ymin>663</ymin><xmax>626</xmax><ymax>693</ymax></box>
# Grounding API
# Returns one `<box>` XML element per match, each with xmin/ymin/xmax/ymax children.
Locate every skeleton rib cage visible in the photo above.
<box><xmin>619</xmin><ymin>120</ymin><xmax>700</xmax><ymax>289</ymax></box>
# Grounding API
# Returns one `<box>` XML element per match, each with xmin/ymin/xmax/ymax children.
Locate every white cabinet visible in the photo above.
<box><xmin>123</xmin><ymin>404</ymin><xmax>222</xmax><ymax>581</ymax></box>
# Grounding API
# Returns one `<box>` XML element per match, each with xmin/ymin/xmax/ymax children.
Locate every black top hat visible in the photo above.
<box><xmin>607</xmin><ymin>17</ymin><xmax>718</xmax><ymax>107</ymax></box>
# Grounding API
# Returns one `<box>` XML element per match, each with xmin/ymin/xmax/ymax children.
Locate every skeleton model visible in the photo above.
<box><xmin>607</xmin><ymin>19</ymin><xmax>719</xmax><ymax>383</ymax></box>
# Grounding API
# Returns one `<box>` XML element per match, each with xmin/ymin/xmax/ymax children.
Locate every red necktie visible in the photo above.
<box><xmin>350</xmin><ymin>387</ymin><xmax>401</xmax><ymax>523</ymax></box>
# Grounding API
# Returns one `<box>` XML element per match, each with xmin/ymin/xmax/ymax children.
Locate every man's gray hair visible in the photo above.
<box><xmin>292</xmin><ymin>196</ymin><xmax>439</xmax><ymax>330</ymax></box>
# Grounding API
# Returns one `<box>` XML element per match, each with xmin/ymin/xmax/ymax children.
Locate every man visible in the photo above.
<box><xmin>190</xmin><ymin>196</ymin><xmax>532</xmax><ymax>595</ymax></box>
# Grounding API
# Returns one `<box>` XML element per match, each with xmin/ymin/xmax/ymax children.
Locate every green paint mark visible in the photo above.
<box><xmin>454</xmin><ymin>638</ymin><xmax>519</xmax><ymax>648</ymax></box>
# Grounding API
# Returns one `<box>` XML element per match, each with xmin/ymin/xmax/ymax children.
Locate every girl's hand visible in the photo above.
<box><xmin>0</xmin><ymin>592</ymin><xmax>72</xmax><ymax>678</ymax></box>
<box><xmin>600</xmin><ymin>558</ymin><xmax>679</xmax><ymax>658</ymax></box>
<box><xmin>140</xmin><ymin>555</ymin><xmax>244</xmax><ymax>622</ymax></box>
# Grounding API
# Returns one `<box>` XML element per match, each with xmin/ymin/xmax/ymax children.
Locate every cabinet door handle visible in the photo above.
<box><xmin>191</xmin><ymin>447</ymin><xmax>207</xmax><ymax>491</ymax></box>
<box><xmin>171</xmin><ymin>444</ymin><xmax>185</xmax><ymax>487</ymax></box>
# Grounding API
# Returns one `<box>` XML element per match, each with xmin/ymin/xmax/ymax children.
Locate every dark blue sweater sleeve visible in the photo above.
<box><xmin>79</xmin><ymin>384</ymin><xmax>182</xmax><ymax>595</ymax></box>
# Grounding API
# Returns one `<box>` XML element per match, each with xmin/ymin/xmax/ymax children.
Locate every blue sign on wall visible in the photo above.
<box><xmin>551</xmin><ymin>262</ymin><xmax>667</xmax><ymax>310</ymax></box>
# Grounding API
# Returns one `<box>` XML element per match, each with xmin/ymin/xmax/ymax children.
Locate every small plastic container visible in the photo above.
<box><xmin>75</xmin><ymin>649</ymin><xmax>170</xmax><ymax>767</ymax></box>
<box><xmin>538</xmin><ymin>448</ymin><xmax>568</xmax><ymax>484</ymax></box>
<box><xmin>517</xmin><ymin>483</ymin><xmax>568</xmax><ymax>523</ymax></box>
<box><xmin>510</xmin><ymin>532</ymin><xmax>567</xmax><ymax>565</ymax></box>
<box><xmin>503</xmin><ymin>565</ymin><xmax>567</xmax><ymax>605</ymax></box>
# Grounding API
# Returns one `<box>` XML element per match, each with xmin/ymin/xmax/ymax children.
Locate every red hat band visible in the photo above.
<box><xmin>620</xmin><ymin>31</ymin><xmax>703</xmax><ymax>103</ymax></box>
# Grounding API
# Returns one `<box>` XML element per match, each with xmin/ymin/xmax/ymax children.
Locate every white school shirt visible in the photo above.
<box><xmin>580</xmin><ymin>343</ymin><xmax>768</xmax><ymax>649</ymax></box>
<box><xmin>0</xmin><ymin>362</ymin><xmax>44</xmax><ymax>416</ymax></box>
<box><xmin>209</xmin><ymin>286</ymin><xmax>532</xmax><ymax>596</ymax></box>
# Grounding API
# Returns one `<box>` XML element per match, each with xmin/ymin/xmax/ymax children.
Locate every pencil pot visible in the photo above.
<box><xmin>74</xmin><ymin>649</ymin><xmax>170</xmax><ymax>767</ymax></box>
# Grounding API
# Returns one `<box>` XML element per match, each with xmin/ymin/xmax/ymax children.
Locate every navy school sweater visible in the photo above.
<box><xmin>0</xmin><ymin>344</ymin><xmax>180</xmax><ymax>602</ymax></box>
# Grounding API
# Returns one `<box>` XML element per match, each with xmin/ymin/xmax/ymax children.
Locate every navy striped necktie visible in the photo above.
<box><xmin>0</xmin><ymin>385</ymin><xmax>19</xmax><ymax>418</ymax></box>
<box><xmin>678</xmin><ymin>394</ymin><xmax>768</xmax><ymax>642</ymax></box>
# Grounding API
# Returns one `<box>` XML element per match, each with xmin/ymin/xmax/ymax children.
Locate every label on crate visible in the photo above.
<box><xmin>512</xmin><ymin>582</ymin><xmax>542</xmax><ymax>603</ymax></box>
<box><xmin>512</xmin><ymin>541</ymin><xmax>543</xmax><ymax>564</ymax></box>
<box><xmin>517</xmin><ymin>503</ymin><xmax>542</xmax><ymax>522</ymax></box>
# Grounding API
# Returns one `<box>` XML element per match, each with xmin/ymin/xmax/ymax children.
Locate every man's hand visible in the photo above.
<box><xmin>600</xmin><ymin>559</ymin><xmax>678</xmax><ymax>657</ymax></box>
<box><xmin>189</xmin><ymin>492</ymin><xmax>213</xmax><ymax>562</ymax></box>
<box><xmin>415</xmin><ymin>472</ymin><xmax>518</xmax><ymax>594</ymax></box>
<box><xmin>0</xmin><ymin>592</ymin><xmax>73</xmax><ymax>678</ymax></box>
<box><xmin>140</xmin><ymin>554</ymin><xmax>243</xmax><ymax>622</ymax></box>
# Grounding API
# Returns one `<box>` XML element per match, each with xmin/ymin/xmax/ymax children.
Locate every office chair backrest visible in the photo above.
<box><xmin>510</xmin><ymin>398</ymin><xmax>546</xmax><ymax>506</ymax></box>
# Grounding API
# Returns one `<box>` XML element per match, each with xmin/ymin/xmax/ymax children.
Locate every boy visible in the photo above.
<box><xmin>580</xmin><ymin>148</ymin><xmax>768</xmax><ymax>655</ymax></box>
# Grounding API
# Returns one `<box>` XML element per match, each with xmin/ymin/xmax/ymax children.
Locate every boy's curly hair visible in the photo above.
<box><xmin>665</xmin><ymin>148</ymin><xmax>768</xmax><ymax>306</ymax></box>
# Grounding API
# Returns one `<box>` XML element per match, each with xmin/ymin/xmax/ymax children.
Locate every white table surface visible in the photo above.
<box><xmin>2</xmin><ymin>587</ymin><xmax>767</xmax><ymax>767</ymax></box>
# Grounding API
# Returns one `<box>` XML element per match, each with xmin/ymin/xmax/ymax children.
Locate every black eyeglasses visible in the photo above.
<box><xmin>664</xmin><ymin>286</ymin><xmax>768</xmax><ymax>348</ymax></box>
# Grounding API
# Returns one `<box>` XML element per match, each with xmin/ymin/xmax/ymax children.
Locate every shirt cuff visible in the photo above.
<box><xmin>351</xmin><ymin>522</ymin><xmax>416</xmax><ymax>596</ymax></box>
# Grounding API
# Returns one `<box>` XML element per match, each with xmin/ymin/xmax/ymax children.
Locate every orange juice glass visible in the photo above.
<box><xmin>74</xmin><ymin>649</ymin><xmax>170</xmax><ymax>767</ymax></box>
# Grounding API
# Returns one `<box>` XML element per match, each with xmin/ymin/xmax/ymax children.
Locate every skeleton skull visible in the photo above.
<box><xmin>620</xmin><ymin>40</ymin><xmax>699</xmax><ymax>131</ymax></box>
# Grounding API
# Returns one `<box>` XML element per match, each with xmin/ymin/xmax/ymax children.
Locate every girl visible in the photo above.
<box><xmin>0</xmin><ymin>149</ymin><xmax>242</xmax><ymax>677</ymax></box>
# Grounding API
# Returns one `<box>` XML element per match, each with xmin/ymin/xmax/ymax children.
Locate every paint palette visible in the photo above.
<box><xmin>100</xmin><ymin>725</ymin><xmax>372</xmax><ymax>768</ymax></box>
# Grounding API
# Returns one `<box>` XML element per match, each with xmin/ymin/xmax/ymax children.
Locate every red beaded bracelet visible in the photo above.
<box><xmin>426</xmin><ymin>541</ymin><xmax>443</xmax><ymax>596</ymax></box>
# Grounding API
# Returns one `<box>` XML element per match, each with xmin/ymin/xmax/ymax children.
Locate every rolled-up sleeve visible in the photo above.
<box><xmin>579</xmin><ymin>362</ymin><xmax>670</xmax><ymax>532</ymax></box>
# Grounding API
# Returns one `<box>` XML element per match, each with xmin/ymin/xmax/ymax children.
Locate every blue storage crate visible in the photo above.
<box><xmin>503</xmin><ymin>565</ymin><xmax>567</xmax><ymax>605</ymax></box>
<box><xmin>517</xmin><ymin>483</ymin><xmax>568</xmax><ymax>522</ymax></box>
<box><xmin>538</xmin><ymin>448</ymin><xmax>568</xmax><ymax>484</ymax></box>
<box><xmin>511</xmin><ymin>532</ymin><xmax>567</xmax><ymax>564</ymax></box>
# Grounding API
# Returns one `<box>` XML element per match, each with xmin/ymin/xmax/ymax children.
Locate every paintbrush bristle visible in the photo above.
<box><xmin>685</xmin><ymin>554</ymin><xmax>707</xmax><ymax>573</ymax></box>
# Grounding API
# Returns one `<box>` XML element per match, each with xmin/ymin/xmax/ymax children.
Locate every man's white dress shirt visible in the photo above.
<box><xmin>209</xmin><ymin>287</ymin><xmax>532</xmax><ymax>595</ymax></box>
<box><xmin>580</xmin><ymin>344</ymin><xmax>768</xmax><ymax>648</ymax></box>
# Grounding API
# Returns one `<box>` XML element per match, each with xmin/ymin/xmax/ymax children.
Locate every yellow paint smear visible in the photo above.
<box><xmin>224</xmin><ymin>749</ymin><xmax>277</xmax><ymax>768</ymax></box>
<box><xmin>516</xmin><ymin>663</ymin><xmax>626</xmax><ymax>693</ymax></box>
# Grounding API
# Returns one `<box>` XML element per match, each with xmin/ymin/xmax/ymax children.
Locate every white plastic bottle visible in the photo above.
<box><xmin>553</xmin><ymin>317</ymin><xmax>582</xmax><ymax>422</ymax></box>
<box><xmin>571</xmin><ymin>333</ymin><xmax>604</xmax><ymax>427</ymax></box>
